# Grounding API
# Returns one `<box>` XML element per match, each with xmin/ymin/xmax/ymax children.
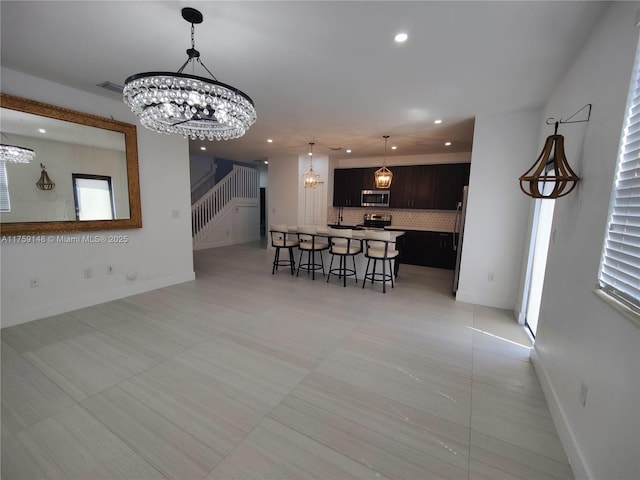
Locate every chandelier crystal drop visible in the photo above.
<box><xmin>0</xmin><ymin>144</ymin><xmax>35</xmax><ymax>163</ymax></box>
<box><xmin>303</xmin><ymin>142</ymin><xmax>320</xmax><ymax>188</ymax></box>
<box><xmin>375</xmin><ymin>135</ymin><xmax>393</xmax><ymax>189</ymax></box>
<box><xmin>122</xmin><ymin>7</ymin><xmax>256</xmax><ymax>141</ymax></box>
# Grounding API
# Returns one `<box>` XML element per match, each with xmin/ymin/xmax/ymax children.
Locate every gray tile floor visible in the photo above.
<box><xmin>1</xmin><ymin>242</ymin><xmax>574</xmax><ymax>479</ymax></box>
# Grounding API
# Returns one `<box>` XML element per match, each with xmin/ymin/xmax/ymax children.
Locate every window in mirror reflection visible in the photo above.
<box><xmin>0</xmin><ymin>162</ymin><xmax>10</xmax><ymax>212</ymax></box>
<box><xmin>72</xmin><ymin>174</ymin><xmax>114</xmax><ymax>221</ymax></box>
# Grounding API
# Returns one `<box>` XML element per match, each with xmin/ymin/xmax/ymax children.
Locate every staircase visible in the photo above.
<box><xmin>192</xmin><ymin>165</ymin><xmax>259</xmax><ymax>248</ymax></box>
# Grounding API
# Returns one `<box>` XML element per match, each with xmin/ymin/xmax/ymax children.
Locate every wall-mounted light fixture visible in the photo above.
<box><xmin>519</xmin><ymin>104</ymin><xmax>591</xmax><ymax>199</ymax></box>
<box><xmin>36</xmin><ymin>163</ymin><xmax>55</xmax><ymax>190</ymax></box>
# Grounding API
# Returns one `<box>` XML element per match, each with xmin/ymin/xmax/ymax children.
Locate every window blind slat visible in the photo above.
<box><xmin>598</xmin><ymin>31</ymin><xmax>640</xmax><ymax>313</ymax></box>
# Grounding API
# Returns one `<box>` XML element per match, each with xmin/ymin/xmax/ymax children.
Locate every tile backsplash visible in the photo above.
<box><xmin>328</xmin><ymin>207</ymin><xmax>459</xmax><ymax>232</ymax></box>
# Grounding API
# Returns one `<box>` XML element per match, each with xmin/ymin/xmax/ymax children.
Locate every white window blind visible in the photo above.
<box><xmin>0</xmin><ymin>161</ymin><xmax>10</xmax><ymax>212</ymax></box>
<box><xmin>597</xmin><ymin>30</ymin><xmax>640</xmax><ymax>315</ymax></box>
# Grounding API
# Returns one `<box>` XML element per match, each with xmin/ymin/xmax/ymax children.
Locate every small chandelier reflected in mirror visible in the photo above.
<box><xmin>303</xmin><ymin>142</ymin><xmax>320</xmax><ymax>188</ymax></box>
<box><xmin>36</xmin><ymin>163</ymin><xmax>55</xmax><ymax>190</ymax></box>
<box><xmin>375</xmin><ymin>135</ymin><xmax>393</xmax><ymax>189</ymax></box>
<box><xmin>0</xmin><ymin>144</ymin><xmax>35</xmax><ymax>164</ymax></box>
<box><xmin>122</xmin><ymin>7</ymin><xmax>257</xmax><ymax>141</ymax></box>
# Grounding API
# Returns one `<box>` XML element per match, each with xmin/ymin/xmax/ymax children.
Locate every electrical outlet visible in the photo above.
<box><xmin>84</xmin><ymin>268</ymin><xmax>92</xmax><ymax>279</ymax></box>
<box><xmin>107</xmin><ymin>265</ymin><xmax>114</xmax><ymax>274</ymax></box>
<box><xmin>579</xmin><ymin>382</ymin><xmax>588</xmax><ymax>407</ymax></box>
<box><xmin>488</xmin><ymin>272</ymin><xmax>495</xmax><ymax>282</ymax></box>
<box><xmin>30</xmin><ymin>277</ymin><xmax>40</xmax><ymax>288</ymax></box>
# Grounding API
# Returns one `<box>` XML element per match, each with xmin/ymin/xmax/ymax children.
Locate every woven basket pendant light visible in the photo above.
<box><xmin>519</xmin><ymin>122</ymin><xmax>579</xmax><ymax>199</ymax></box>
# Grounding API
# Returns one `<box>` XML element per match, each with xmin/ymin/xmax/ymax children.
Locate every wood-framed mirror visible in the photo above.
<box><xmin>0</xmin><ymin>93</ymin><xmax>142</xmax><ymax>235</ymax></box>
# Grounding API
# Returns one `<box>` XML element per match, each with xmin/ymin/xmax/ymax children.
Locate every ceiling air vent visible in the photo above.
<box><xmin>97</xmin><ymin>81</ymin><xmax>124</xmax><ymax>94</ymax></box>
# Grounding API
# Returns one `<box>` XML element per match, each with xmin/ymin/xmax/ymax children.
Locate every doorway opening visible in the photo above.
<box><xmin>522</xmin><ymin>196</ymin><xmax>555</xmax><ymax>337</ymax></box>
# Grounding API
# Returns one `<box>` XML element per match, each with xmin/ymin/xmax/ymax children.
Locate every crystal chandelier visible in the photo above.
<box><xmin>122</xmin><ymin>7</ymin><xmax>257</xmax><ymax>141</ymax></box>
<box><xmin>375</xmin><ymin>135</ymin><xmax>393</xmax><ymax>189</ymax></box>
<box><xmin>303</xmin><ymin>142</ymin><xmax>320</xmax><ymax>188</ymax></box>
<box><xmin>0</xmin><ymin>144</ymin><xmax>35</xmax><ymax>163</ymax></box>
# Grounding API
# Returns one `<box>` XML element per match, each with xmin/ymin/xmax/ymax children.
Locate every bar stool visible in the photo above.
<box><xmin>326</xmin><ymin>228</ymin><xmax>362</xmax><ymax>287</ymax></box>
<box><xmin>269</xmin><ymin>224</ymin><xmax>298</xmax><ymax>275</ymax></box>
<box><xmin>362</xmin><ymin>230</ymin><xmax>399</xmax><ymax>293</ymax></box>
<box><xmin>296</xmin><ymin>225</ymin><xmax>329</xmax><ymax>280</ymax></box>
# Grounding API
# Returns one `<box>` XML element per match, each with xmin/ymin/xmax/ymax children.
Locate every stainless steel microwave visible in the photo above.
<box><xmin>361</xmin><ymin>190</ymin><xmax>390</xmax><ymax>207</ymax></box>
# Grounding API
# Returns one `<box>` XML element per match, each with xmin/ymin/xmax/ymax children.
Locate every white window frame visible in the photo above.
<box><xmin>596</xmin><ymin>28</ymin><xmax>640</xmax><ymax>324</ymax></box>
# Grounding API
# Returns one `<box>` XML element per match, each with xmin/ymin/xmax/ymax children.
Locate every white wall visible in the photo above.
<box><xmin>1</xmin><ymin>68</ymin><xmax>195</xmax><ymax>327</ymax></box>
<box><xmin>456</xmin><ymin>107</ymin><xmax>542</xmax><ymax>309</ymax></box>
<box><xmin>529</xmin><ymin>4</ymin><xmax>640</xmax><ymax>479</ymax></box>
<box><xmin>267</xmin><ymin>155</ymin><xmax>299</xmax><ymax>229</ymax></box>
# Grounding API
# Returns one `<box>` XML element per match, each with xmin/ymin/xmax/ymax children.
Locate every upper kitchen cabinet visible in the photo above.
<box><xmin>390</xmin><ymin>163</ymin><xmax>470</xmax><ymax>209</ymax></box>
<box><xmin>431</xmin><ymin>163</ymin><xmax>471</xmax><ymax>209</ymax></box>
<box><xmin>389</xmin><ymin>165</ymin><xmax>437</xmax><ymax>209</ymax></box>
<box><xmin>334</xmin><ymin>163</ymin><xmax>470</xmax><ymax>210</ymax></box>
<box><xmin>333</xmin><ymin>167</ymin><xmax>377</xmax><ymax>207</ymax></box>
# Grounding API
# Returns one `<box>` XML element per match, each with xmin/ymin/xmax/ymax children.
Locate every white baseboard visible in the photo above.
<box><xmin>455</xmin><ymin>289</ymin><xmax>515</xmax><ymax>310</ymax></box>
<box><xmin>1</xmin><ymin>271</ymin><xmax>196</xmax><ymax>328</ymax></box>
<box><xmin>530</xmin><ymin>347</ymin><xmax>591</xmax><ymax>480</ymax></box>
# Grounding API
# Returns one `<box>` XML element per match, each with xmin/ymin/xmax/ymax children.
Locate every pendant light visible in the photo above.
<box><xmin>303</xmin><ymin>142</ymin><xmax>320</xmax><ymax>188</ymax></box>
<box><xmin>375</xmin><ymin>135</ymin><xmax>393</xmax><ymax>189</ymax></box>
<box><xmin>122</xmin><ymin>7</ymin><xmax>257</xmax><ymax>141</ymax></box>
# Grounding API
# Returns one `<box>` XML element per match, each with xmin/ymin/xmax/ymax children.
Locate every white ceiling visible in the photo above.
<box><xmin>1</xmin><ymin>1</ymin><xmax>608</xmax><ymax>163</ymax></box>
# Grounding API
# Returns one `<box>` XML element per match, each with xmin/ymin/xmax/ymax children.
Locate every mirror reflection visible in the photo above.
<box><xmin>2</xmin><ymin>109</ymin><xmax>130</xmax><ymax>222</ymax></box>
<box><xmin>0</xmin><ymin>93</ymin><xmax>142</xmax><ymax>236</ymax></box>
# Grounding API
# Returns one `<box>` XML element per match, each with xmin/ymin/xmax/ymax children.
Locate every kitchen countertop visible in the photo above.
<box><xmin>385</xmin><ymin>225</ymin><xmax>456</xmax><ymax>233</ymax></box>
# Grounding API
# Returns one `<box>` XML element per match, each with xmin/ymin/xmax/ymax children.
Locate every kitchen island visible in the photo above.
<box><xmin>287</xmin><ymin>226</ymin><xmax>405</xmax><ymax>284</ymax></box>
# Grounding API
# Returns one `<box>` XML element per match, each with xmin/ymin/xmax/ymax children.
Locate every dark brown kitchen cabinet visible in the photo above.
<box><xmin>389</xmin><ymin>165</ymin><xmax>437</xmax><ymax>208</ymax></box>
<box><xmin>333</xmin><ymin>167</ymin><xmax>377</xmax><ymax>207</ymax></box>
<box><xmin>397</xmin><ymin>230</ymin><xmax>457</xmax><ymax>269</ymax></box>
<box><xmin>431</xmin><ymin>163</ymin><xmax>471</xmax><ymax>210</ymax></box>
<box><xmin>390</xmin><ymin>163</ymin><xmax>470</xmax><ymax>210</ymax></box>
<box><xmin>334</xmin><ymin>163</ymin><xmax>470</xmax><ymax>210</ymax></box>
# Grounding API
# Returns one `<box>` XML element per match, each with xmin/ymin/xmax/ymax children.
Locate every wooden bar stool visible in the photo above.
<box><xmin>296</xmin><ymin>226</ymin><xmax>329</xmax><ymax>280</ymax></box>
<box><xmin>326</xmin><ymin>228</ymin><xmax>362</xmax><ymax>287</ymax></box>
<box><xmin>362</xmin><ymin>230</ymin><xmax>399</xmax><ymax>293</ymax></box>
<box><xmin>269</xmin><ymin>224</ymin><xmax>298</xmax><ymax>275</ymax></box>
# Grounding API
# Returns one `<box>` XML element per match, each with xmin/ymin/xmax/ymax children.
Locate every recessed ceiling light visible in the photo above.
<box><xmin>267</xmin><ymin>139</ymin><xmax>273</xmax><ymax>143</ymax></box>
<box><xmin>394</xmin><ymin>32</ymin><xmax>408</xmax><ymax>43</ymax></box>
<box><xmin>346</xmin><ymin>149</ymin><xmax>352</xmax><ymax>153</ymax></box>
<box><xmin>264</xmin><ymin>160</ymin><xmax>269</xmax><ymax>165</ymax></box>
<box><xmin>200</xmin><ymin>146</ymin><xmax>206</xmax><ymax>151</ymax></box>
<box><xmin>445</xmin><ymin>141</ymin><xmax>452</xmax><ymax>146</ymax></box>
<box><xmin>38</xmin><ymin>128</ymin><xmax>46</xmax><ymax>133</ymax></box>
<box><xmin>434</xmin><ymin>119</ymin><xmax>443</xmax><ymax>124</ymax></box>
<box><xmin>391</xmin><ymin>145</ymin><xmax>397</xmax><ymax>150</ymax></box>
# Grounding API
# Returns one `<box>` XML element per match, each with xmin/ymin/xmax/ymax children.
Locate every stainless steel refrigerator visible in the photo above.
<box><xmin>452</xmin><ymin>186</ymin><xmax>469</xmax><ymax>294</ymax></box>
